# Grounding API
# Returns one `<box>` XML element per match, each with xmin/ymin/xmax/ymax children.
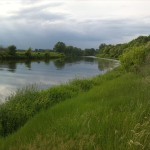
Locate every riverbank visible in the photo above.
<box><xmin>0</xmin><ymin>51</ymin><xmax>64</xmax><ymax>60</ymax></box>
<box><xmin>0</xmin><ymin>63</ymin><xmax>150</xmax><ymax>149</ymax></box>
<box><xmin>0</xmin><ymin>57</ymin><xmax>111</xmax><ymax>103</ymax></box>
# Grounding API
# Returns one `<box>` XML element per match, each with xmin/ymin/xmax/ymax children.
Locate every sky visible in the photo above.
<box><xmin>0</xmin><ymin>0</ymin><xmax>150</xmax><ymax>49</ymax></box>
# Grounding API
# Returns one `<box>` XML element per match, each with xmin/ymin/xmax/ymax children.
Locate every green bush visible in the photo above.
<box><xmin>120</xmin><ymin>45</ymin><xmax>150</xmax><ymax>72</ymax></box>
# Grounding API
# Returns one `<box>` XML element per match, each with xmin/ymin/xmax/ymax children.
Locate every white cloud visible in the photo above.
<box><xmin>0</xmin><ymin>0</ymin><xmax>150</xmax><ymax>49</ymax></box>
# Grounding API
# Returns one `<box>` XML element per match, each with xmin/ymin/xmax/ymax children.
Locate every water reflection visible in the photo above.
<box><xmin>8</xmin><ymin>62</ymin><xmax>17</xmax><ymax>72</ymax></box>
<box><xmin>82</xmin><ymin>57</ymin><xmax>96</xmax><ymax>63</ymax></box>
<box><xmin>25</xmin><ymin>61</ymin><xmax>32</xmax><ymax>70</ymax></box>
<box><xmin>44</xmin><ymin>59</ymin><xmax>50</xmax><ymax>65</ymax></box>
<box><xmin>0</xmin><ymin>57</ymin><xmax>118</xmax><ymax>102</ymax></box>
<box><xmin>0</xmin><ymin>58</ymin><xmax>103</xmax><ymax>72</ymax></box>
<box><xmin>98</xmin><ymin>59</ymin><xmax>117</xmax><ymax>71</ymax></box>
<box><xmin>53</xmin><ymin>59</ymin><xmax>65</xmax><ymax>70</ymax></box>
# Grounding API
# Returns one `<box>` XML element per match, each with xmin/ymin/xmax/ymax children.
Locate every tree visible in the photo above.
<box><xmin>99</xmin><ymin>43</ymin><xmax>106</xmax><ymax>50</ymax></box>
<box><xmin>8</xmin><ymin>45</ymin><xmax>16</xmax><ymax>56</ymax></box>
<box><xmin>44</xmin><ymin>52</ymin><xmax>50</xmax><ymax>59</ymax></box>
<box><xmin>53</xmin><ymin>42</ymin><xmax>66</xmax><ymax>53</ymax></box>
<box><xmin>0</xmin><ymin>45</ymin><xmax>5</xmax><ymax>52</ymax></box>
<box><xmin>84</xmin><ymin>48</ymin><xmax>96</xmax><ymax>56</ymax></box>
<box><xmin>25</xmin><ymin>47</ymin><xmax>32</xmax><ymax>57</ymax></box>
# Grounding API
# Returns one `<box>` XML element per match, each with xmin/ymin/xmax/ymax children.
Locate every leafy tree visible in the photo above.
<box><xmin>44</xmin><ymin>52</ymin><xmax>50</xmax><ymax>59</ymax></box>
<box><xmin>53</xmin><ymin>42</ymin><xmax>66</xmax><ymax>53</ymax></box>
<box><xmin>0</xmin><ymin>46</ymin><xmax>5</xmax><ymax>52</ymax></box>
<box><xmin>65</xmin><ymin>46</ymin><xmax>83</xmax><ymax>56</ymax></box>
<box><xmin>53</xmin><ymin>42</ymin><xmax>83</xmax><ymax>57</ymax></box>
<box><xmin>25</xmin><ymin>47</ymin><xmax>32</xmax><ymax>57</ymax></box>
<box><xmin>99</xmin><ymin>43</ymin><xmax>107</xmax><ymax>50</ymax></box>
<box><xmin>8</xmin><ymin>45</ymin><xmax>16</xmax><ymax>56</ymax></box>
<box><xmin>98</xmin><ymin>35</ymin><xmax>150</xmax><ymax>59</ymax></box>
<box><xmin>84</xmin><ymin>48</ymin><xmax>96</xmax><ymax>56</ymax></box>
<box><xmin>120</xmin><ymin>45</ymin><xmax>150</xmax><ymax>72</ymax></box>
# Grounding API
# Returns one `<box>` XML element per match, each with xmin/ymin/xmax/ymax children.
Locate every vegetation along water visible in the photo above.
<box><xmin>0</xmin><ymin>36</ymin><xmax>150</xmax><ymax>149</ymax></box>
<box><xmin>0</xmin><ymin>57</ymin><xmax>116</xmax><ymax>102</ymax></box>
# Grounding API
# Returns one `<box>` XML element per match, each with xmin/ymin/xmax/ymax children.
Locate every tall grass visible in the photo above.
<box><xmin>0</xmin><ymin>69</ymin><xmax>149</xmax><ymax>149</ymax></box>
<box><xmin>0</xmin><ymin>72</ymin><xmax>120</xmax><ymax>137</ymax></box>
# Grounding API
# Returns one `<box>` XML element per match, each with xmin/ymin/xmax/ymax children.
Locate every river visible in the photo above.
<box><xmin>0</xmin><ymin>57</ymin><xmax>118</xmax><ymax>102</ymax></box>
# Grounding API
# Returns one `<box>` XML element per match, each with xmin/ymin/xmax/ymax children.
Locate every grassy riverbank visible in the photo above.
<box><xmin>0</xmin><ymin>64</ymin><xmax>150</xmax><ymax>149</ymax></box>
<box><xmin>0</xmin><ymin>37</ymin><xmax>150</xmax><ymax>149</ymax></box>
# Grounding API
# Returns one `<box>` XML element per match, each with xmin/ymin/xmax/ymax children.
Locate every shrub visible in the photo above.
<box><xmin>120</xmin><ymin>45</ymin><xmax>150</xmax><ymax>72</ymax></box>
<box><xmin>8</xmin><ymin>45</ymin><xmax>17</xmax><ymax>56</ymax></box>
<box><xmin>25</xmin><ymin>48</ymin><xmax>32</xmax><ymax>58</ymax></box>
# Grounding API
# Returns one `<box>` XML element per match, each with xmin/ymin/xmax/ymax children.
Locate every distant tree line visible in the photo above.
<box><xmin>53</xmin><ymin>41</ymin><xmax>97</xmax><ymax>57</ymax></box>
<box><xmin>97</xmin><ymin>35</ymin><xmax>150</xmax><ymax>59</ymax></box>
<box><xmin>97</xmin><ymin>35</ymin><xmax>150</xmax><ymax>72</ymax></box>
<box><xmin>0</xmin><ymin>45</ymin><xmax>63</xmax><ymax>60</ymax></box>
<box><xmin>0</xmin><ymin>42</ymin><xmax>98</xmax><ymax>60</ymax></box>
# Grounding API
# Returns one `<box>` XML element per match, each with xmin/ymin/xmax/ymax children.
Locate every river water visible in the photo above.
<box><xmin>0</xmin><ymin>57</ymin><xmax>118</xmax><ymax>102</ymax></box>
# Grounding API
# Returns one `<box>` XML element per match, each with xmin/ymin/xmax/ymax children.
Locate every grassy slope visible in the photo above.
<box><xmin>0</xmin><ymin>68</ymin><xmax>150</xmax><ymax>150</ymax></box>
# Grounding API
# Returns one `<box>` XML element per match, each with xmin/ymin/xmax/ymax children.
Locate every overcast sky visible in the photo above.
<box><xmin>0</xmin><ymin>0</ymin><xmax>150</xmax><ymax>49</ymax></box>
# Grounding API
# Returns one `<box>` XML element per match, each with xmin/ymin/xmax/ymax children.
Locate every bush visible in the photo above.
<box><xmin>120</xmin><ymin>45</ymin><xmax>150</xmax><ymax>72</ymax></box>
<box><xmin>25</xmin><ymin>48</ymin><xmax>32</xmax><ymax>58</ymax></box>
<box><xmin>8</xmin><ymin>45</ymin><xmax>17</xmax><ymax>56</ymax></box>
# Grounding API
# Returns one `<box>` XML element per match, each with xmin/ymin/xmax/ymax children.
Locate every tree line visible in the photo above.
<box><xmin>97</xmin><ymin>35</ymin><xmax>150</xmax><ymax>72</ymax></box>
<box><xmin>0</xmin><ymin>42</ymin><xmax>98</xmax><ymax>59</ymax></box>
<box><xmin>53</xmin><ymin>41</ymin><xmax>97</xmax><ymax>56</ymax></box>
<box><xmin>97</xmin><ymin>35</ymin><xmax>150</xmax><ymax>59</ymax></box>
<box><xmin>0</xmin><ymin>45</ymin><xmax>63</xmax><ymax>60</ymax></box>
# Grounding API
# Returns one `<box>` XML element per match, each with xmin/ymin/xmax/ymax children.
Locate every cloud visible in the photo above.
<box><xmin>1</xmin><ymin>1</ymin><xmax>67</xmax><ymax>22</ymax></box>
<box><xmin>0</xmin><ymin>0</ymin><xmax>150</xmax><ymax>49</ymax></box>
<box><xmin>1</xmin><ymin>17</ymin><xmax>150</xmax><ymax>49</ymax></box>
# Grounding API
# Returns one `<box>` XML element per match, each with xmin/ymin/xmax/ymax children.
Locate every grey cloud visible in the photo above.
<box><xmin>17</xmin><ymin>2</ymin><xmax>64</xmax><ymax>13</ymax></box>
<box><xmin>11</xmin><ymin>11</ymin><xmax>66</xmax><ymax>22</ymax></box>
<box><xmin>1</xmin><ymin>16</ymin><xmax>150</xmax><ymax>49</ymax></box>
<box><xmin>2</xmin><ymin>2</ymin><xmax>66</xmax><ymax>22</ymax></box>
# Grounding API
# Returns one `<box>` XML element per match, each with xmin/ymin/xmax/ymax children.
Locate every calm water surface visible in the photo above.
<box><xmin>0</xmin><ymin>57</ymin><xmax>118</xmax><ymax>102</ymax></box>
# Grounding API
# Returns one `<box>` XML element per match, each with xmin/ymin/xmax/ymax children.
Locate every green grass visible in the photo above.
<box><xmin>0</xmin><ymin>78</ymin><xmax>96</xmax><ymax>136</ymax></box>
<box><xmin>0</xmin><ymin>66</ymin><xmax>149</xmax><ymax>150</ymax></box>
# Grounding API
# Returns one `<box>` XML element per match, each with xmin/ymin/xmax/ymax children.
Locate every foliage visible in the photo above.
<box><xmin>0</xmin><ymin>46</ymin><xmax>5</xmax><ymax>52</ymax></box>
<box><xmin>84</xmin><ymin>48</ymin><xmax>96</xmax><ymax>56</ymax></box>
<box><xmin>44</xmin><ymin>52</ymin><xmax>50</xmax><ymax>59</ymax></box>
<box><xmin>53</xmin><ymin>41</ymin><xmax>97</xmax><ymax>57</ymax></box>
<box><xmin>65</xmin><ymin>46</ymin><xmax>83</xmax><ymax>57</ymax></box>
<box><xmin>120</xmin><ymin>44</ymin><xmax>150</xmax><ymax>72</ymax></box>
<box><xmin>53</xmin><ymin>42</ymin><xmax>66</xmax><ymax>53</ymax></box>
<box><xmin>25</xmin><ymin>47</ymin><xmax>32</xmax><ymax>58</ymax></box>
<box><xmin>53</xmin><ymin>42</ymin><xmax>84</xmax><ymax>57</ymax></box>
<box><xmin>0</xmin><ymin>51</ymin><xmax>63</xmax><ymax>60</ymax></box>
<box><xmin>98</xmin><ymin>35</ymin><xmax>150</xmax><ymax>59</ymax></box>
<box><xmin>8</xmin><ymin>45</ymin><xmax>17</xmax><ymax>56</ymax></box>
